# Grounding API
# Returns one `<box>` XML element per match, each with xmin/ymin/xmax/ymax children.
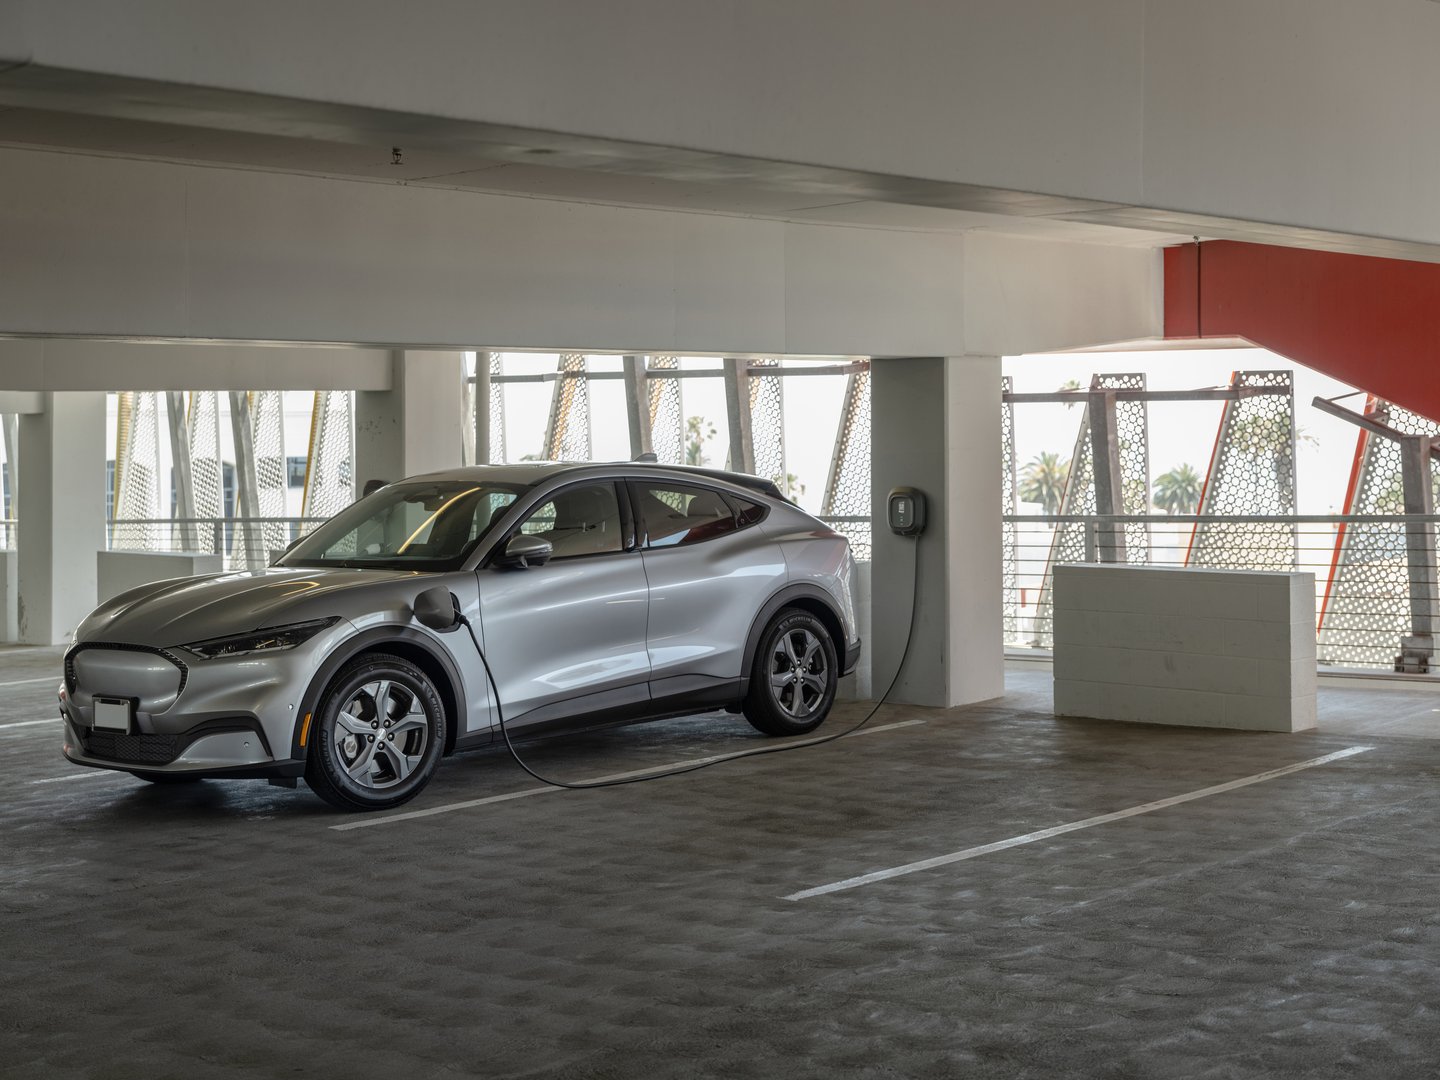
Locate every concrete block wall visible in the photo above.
<box><xmin>1052</xmin><ymin>564</ymin><xmax>1317</xmax><ymax>733</ymax></box>
<box><xmin>0</xmin><ymin>549</ymin><xmax>16</xmax><ymax>643</ymax></box>
<box><xmin>97</xmin><ymin>551</ymin><xmax>224</xmax><ymax>606</ymax></box>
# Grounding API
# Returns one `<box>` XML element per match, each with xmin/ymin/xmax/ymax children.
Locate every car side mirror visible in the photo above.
<box><xmin>414</xmin><ymin>586</ymin><xmax>460</xmax><ymax>632</ymax></box>
<box><xmin>497</xmin><ymin>533</ymin><xmax>553</xmax><ymax>570</ymax></box>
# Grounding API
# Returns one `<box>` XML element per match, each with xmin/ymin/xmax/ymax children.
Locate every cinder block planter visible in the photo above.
<box><xmin>1052</xmin><ymin>564</ymin><xmax>1316</xmax><ymax>732</ymax></box>
<box><xmin>97</xmin><ymin>550</ymin><xmax>225</xmax><ymax>605</ymax></box>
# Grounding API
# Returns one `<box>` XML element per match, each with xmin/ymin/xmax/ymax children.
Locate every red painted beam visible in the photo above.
<box><xmin>1163</xmin><ymin>241</ymin><xmax>1440</xmax><ymax>424</ymax></box>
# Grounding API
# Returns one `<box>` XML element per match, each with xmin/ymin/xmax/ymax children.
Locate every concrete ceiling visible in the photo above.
<box><xmin>0</xmin><ymin>103</ymin><xmax>1184</xmax><ymax>247</ymax></box>
<box><xmin>0</xmin><ymin>62</ymin><xmax>1433</xmax><ymax>262</ymax></box>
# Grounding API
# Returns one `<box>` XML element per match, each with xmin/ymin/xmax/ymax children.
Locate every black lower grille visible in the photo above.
<box><xmin>79</xmin><ymin>729</ymin><xmax>180</xmax><ymax>765</ymax></box>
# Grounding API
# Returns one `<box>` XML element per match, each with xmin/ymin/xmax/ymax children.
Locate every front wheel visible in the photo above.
<box><xmin>743</xmin><ymin>610</ymin><xmax>838</xmax><ymax>737</ymax></box>
<box><xmin>305</xmin><ymin>654</ymin><xmax>445</xmax><ymax>812</ymax></box>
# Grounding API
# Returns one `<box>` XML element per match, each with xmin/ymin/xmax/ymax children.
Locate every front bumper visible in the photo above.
<box><xmin>59</xmin><ymin>631</ymin><xmax>344</xmax><ymax>778</ymax></box>
<box><xmin>62</xmin><ymin>717</ymin><xmax>305</xmax><ymax>778</ymax></box>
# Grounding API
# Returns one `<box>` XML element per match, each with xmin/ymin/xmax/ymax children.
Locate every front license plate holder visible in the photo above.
<box><xmin>93</xmin><ymin>698</ymin><xmax>133</xmax><ymax>733</ymax></box>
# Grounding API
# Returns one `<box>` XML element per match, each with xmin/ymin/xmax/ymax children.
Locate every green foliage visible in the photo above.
<box><xmin>1153</xmin><ymin>463</ymin><xmax>1203</xmax><ymax>515</ymax></box>
<box><xmin>1019</xmin><ymin>452</ymin><xmax>1070</xmax><ymax>515</ymax></box>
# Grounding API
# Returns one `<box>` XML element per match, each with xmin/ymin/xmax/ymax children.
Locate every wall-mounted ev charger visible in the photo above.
<box><xmin>887</xmin><ymin>487</ymin><xmax>927</xmax><ymax>536</ymax></box>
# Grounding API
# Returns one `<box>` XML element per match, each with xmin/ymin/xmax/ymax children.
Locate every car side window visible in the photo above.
<box><xmin>640</xmin><ymin>484</ymin><xmax>737</xmax><ymax>548</ymax></box>
<box><xmin>515</xmin><ymin>483</ymin><xmax>623</xmax><ymax>559</ymax></box>
<box><xmin>732</xmin><ymin>496</ymin><xmax>768</xmax><ymax>529</ymax></box>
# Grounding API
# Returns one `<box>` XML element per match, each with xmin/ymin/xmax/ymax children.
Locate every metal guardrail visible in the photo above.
<box><xmin>1006</xmin><ymin>513</ymin><xmax>1440</xmax><ymax>672</ymax></box>
<box><xmin>108</xmin><ymin>517</ymin><xmax>329</xmax><ymax>571</ymax></box>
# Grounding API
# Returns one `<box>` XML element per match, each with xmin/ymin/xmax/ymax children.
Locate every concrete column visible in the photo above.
<box><xmin>870</xmin><ymin>356</ymin><xmax>1003</xmax><ymax>708</ymax></box>
<box><xmin>355</xmin><ymin>351</ymin><xmax>465</xmax><ymax>488</ymax></box>
<box><xmin>18</xmin><ymin>392</ymin><xmax>106</xmax><ymax>645</ymax></box>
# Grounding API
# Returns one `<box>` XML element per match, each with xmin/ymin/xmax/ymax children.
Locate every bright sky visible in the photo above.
<box><xmin>1004</xmin><ymin>348</ymin><xmax>1365</xmax><ymax>515</ymax></box>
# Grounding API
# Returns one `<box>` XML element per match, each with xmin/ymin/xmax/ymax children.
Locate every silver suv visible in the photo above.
<box><xmin>59</xmin><ymin>463</ymin><xmax>862</xmax><ymax>810</ymax></box>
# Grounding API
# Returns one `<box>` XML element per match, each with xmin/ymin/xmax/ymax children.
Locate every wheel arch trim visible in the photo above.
<box><xmin>291</xmin><ymin>625</ymin><xmax>466</xmax><ymax>762</ymax></box>
<box><xmin>740</xmin><ymin>583</ymin><xmax>848</xmax><ymax>681</ymax></box>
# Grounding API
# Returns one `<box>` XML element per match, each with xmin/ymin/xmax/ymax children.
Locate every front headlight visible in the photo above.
<box><xmin>183</xmin><ymin>617</ymin><xmax>340</xmax><ymax>660</ymax></box>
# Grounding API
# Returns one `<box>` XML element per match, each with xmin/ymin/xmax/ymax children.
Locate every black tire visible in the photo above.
<box><xmin>305</xmin><ymin>653</ymin><xmax>446</xmax><ymax>812</ymax></box>
<box><xmin>742</xmin><ymin>609</ymin><xmax>838</xmax><ymax>736</ymax></box>
<box><xmin>131</xmin><ymin>771</ymin><xmax>205</xmax><ymax>784</ymax></box>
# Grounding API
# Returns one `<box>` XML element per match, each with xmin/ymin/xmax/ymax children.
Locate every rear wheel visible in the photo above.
<box><xmin>743</xmin><ymin>609</ymin><xmax>838</xmax><ymax>737</ymax></box>
<box><xmin>305</xmin><ymin>654</ymin><xmax>445</xmax><ymax>812</ymax></box>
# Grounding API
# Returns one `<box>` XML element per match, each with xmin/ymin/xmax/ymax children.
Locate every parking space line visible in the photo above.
<box><xmin>0</xmin><ymin>719</ymin><xmax>56</xmax><ymax>731</ymax></box>
<box><xmin>783</xmin><ymin>744</ymin><xmax>1376</xmax><ymax>901</ymax></box>
<box><xmin>332</xmin><ymin>717</ymin><xmax>927</xmax><ymax>832</ymax></box>
<box><xmin>0</xmin><ymin>675</ymin><xmax>60</xmax><ymax>689</ymax></box>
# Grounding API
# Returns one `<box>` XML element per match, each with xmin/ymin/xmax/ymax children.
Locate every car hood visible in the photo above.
<box><xmin>77</xmin><ymin>567</ymin><xmax>430</xmax><ymax>648</ymax></box>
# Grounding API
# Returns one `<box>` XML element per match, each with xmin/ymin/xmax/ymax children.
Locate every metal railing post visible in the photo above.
<box><xmin>1398</xmin><ymin>436</ymin><xmax>1439</xmax><ymax>672</ymax></box>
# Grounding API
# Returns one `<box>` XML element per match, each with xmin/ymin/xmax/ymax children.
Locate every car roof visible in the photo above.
<box><xmin>395</xmin><ymin>461</ymin><xmax>788</xmax><ymax>500</ymax></box>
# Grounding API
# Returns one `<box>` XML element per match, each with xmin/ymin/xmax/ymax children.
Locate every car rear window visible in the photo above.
<box><xmin>638</xmin><ymin>484</ymin><xmax>737</xmax><ymax>548</ymax></box>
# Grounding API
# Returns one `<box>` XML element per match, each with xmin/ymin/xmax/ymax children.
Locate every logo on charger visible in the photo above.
<box><xmin>887</xmin><ymin>488</ymin><xmax>926</xmax><ymax>537</ymax></box>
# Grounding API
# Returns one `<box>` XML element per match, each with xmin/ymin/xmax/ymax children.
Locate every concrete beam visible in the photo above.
<box><xmin>0</xmin><ymin>338</ymin><xmax>394</xmax><ymax>391</ymax></box>
<box><xmin>0</xmin><ymin>390</ymin><xmax>43</xmax><ymax>413</ymax></box>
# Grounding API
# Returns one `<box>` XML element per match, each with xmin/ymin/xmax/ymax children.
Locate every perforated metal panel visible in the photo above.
<box><xmin>1187</xmin><ymin>371</ymin><xmax>1297</xmax><ymax>571</ymax></box>
<box><xmin>1030</xmin><ymin>374</ymin><xmax>1149</xmax><ymax>647</ymax></box>
<box><xmin>112</xmin><ymin>392</ymin><xmax>165</xmax><ymax>550</ymax></box>
<box><xmin>302</xmin><ymin>390</ymin><xmax>355</xmax><ymax>521</ymax></box>
<box><xmin>544</xmin><ymin>354</ymin><xmax>592</xmax><ymax>461</ymax></box>
<box><xmin>647</xmin><ymin>356</ymin><xmax>683</xmax><ymax>465</ymax></box>
<box><xmin>460</xmin><ymin>354</ymin><xmax>477</xmax><ymax>467</ymax></box>
<box><xmin>0</xmin><ymin>412</ymin><xmax>15</xmax><ymax>532</ymax></box>
<box><xmin>188</xmin><ymin>391</ymin><xmax>224</xmax><ymax>555</ymax></box>
<box><xmin>250</xmin><ymin>390</ymin><xmax>288</xmax><ymax>557</ymax></box>
<box><xmin>487</xmin><ymin>353</ymin><xmax>507</xmax><ymax>464</ymax></box>
<box><xmin>821</xmin><ymin>369</ymin><xmax>872</xmax><ymax>560</ymax></box>
<box><xmin>1002</xmin><ymin>376</ymin><xmax>1018</xmax><ymax>639</ymax></box>
<box><xmin>748</xmin><ymin>358</ymin><xmax>786</xmax><ymax>490</ymax></box>
<box><xmin>1317</xmin><ymin>399</ymin><xmax>1440</xmax><ymax>668</ymax></box>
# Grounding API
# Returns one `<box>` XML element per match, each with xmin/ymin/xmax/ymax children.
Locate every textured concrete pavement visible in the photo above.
<box><xmin>4</xmin><ymin>646</ymin><xmax>1440</xmax><ymax>1078</ymax></box>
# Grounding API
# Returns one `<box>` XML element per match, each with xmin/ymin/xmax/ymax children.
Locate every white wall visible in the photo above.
<box><xmin>0</xmin><ymin>340</ymin><xmax>393</xmax><ymax>391</ymax></box>
<box><xmin>5</xmin><ymin>0</ymin><xmax>1440</xmax><ymax>245</ymax></box>
<box><xmin>0</xmin><ymin>147</ymin><xmax>1156</xmax><ymax>356</ymax></box>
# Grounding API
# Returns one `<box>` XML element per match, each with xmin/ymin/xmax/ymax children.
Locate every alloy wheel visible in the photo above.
<box><xmin>332</xmin><ymin>678</ymin><xmax>430</xmax><ymax>790</ymax></box>
<box><xmin>768</xmin><ymin>627</ymin><xmax>829</xmax><ymax>720</ymax></box>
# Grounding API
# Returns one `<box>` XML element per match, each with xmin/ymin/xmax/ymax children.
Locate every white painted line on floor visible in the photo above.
<box><xmin>0</xmin><ymin>675</ymin><xmax>61</xmax><ymax>689</ymax></box>
<box><xmin>31</xmin><ymin>770</ymin><xmax>123</xmax><ymax>784</ymax></box>
<box><xmin>0</xmin><ymin>718</ymin><xmax>56</xmax><ymax>731</ymax></box>
<box><xmin>332</xmin><ymin>717</ymin><xmax>927</xmax><ymax>832</ymax></box>
<box><xmin>783</xmin><ymin>744</ymin><xmax>1376</xmax><ymax>902</ymax></box>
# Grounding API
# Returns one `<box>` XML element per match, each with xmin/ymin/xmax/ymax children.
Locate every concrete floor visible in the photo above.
<box><xmin>6</xmin><ymin>646</ymin><xmax>1440</xmax><ymax>1078</ymax></box>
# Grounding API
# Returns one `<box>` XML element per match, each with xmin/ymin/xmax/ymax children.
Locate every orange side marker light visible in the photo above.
<box><xmin>299</xmin><ymin>712</ymin><xmax>313</xmax><ymax>747</ymax></box>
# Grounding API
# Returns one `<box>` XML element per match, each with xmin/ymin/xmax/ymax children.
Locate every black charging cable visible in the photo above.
<box><xmin>453</xmin><ymin>535</ymin><xmax>922</xmax><ymax>790</ymax></box>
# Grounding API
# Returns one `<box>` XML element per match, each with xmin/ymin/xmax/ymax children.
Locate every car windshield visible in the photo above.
<box><xmin>278</xmin><ymin>480</ymin><xmax>528</xmax><ymax>571</ymax></box>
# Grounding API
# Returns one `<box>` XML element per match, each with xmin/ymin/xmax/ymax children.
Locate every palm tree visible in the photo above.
<box><xmin>1019</xmin><ymin>452</ymin><xmax>1070</xmax><ymax>515</ymax></box>
<box><xmin>1058</xmin><ymin>378</ymin><xmax>1084</xmax><ymax>409</ymax></box>
<box><xmin>1153</xmin><ymin>463</ymin><xmax>1203</xmax><ymax>515</ymax></box>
